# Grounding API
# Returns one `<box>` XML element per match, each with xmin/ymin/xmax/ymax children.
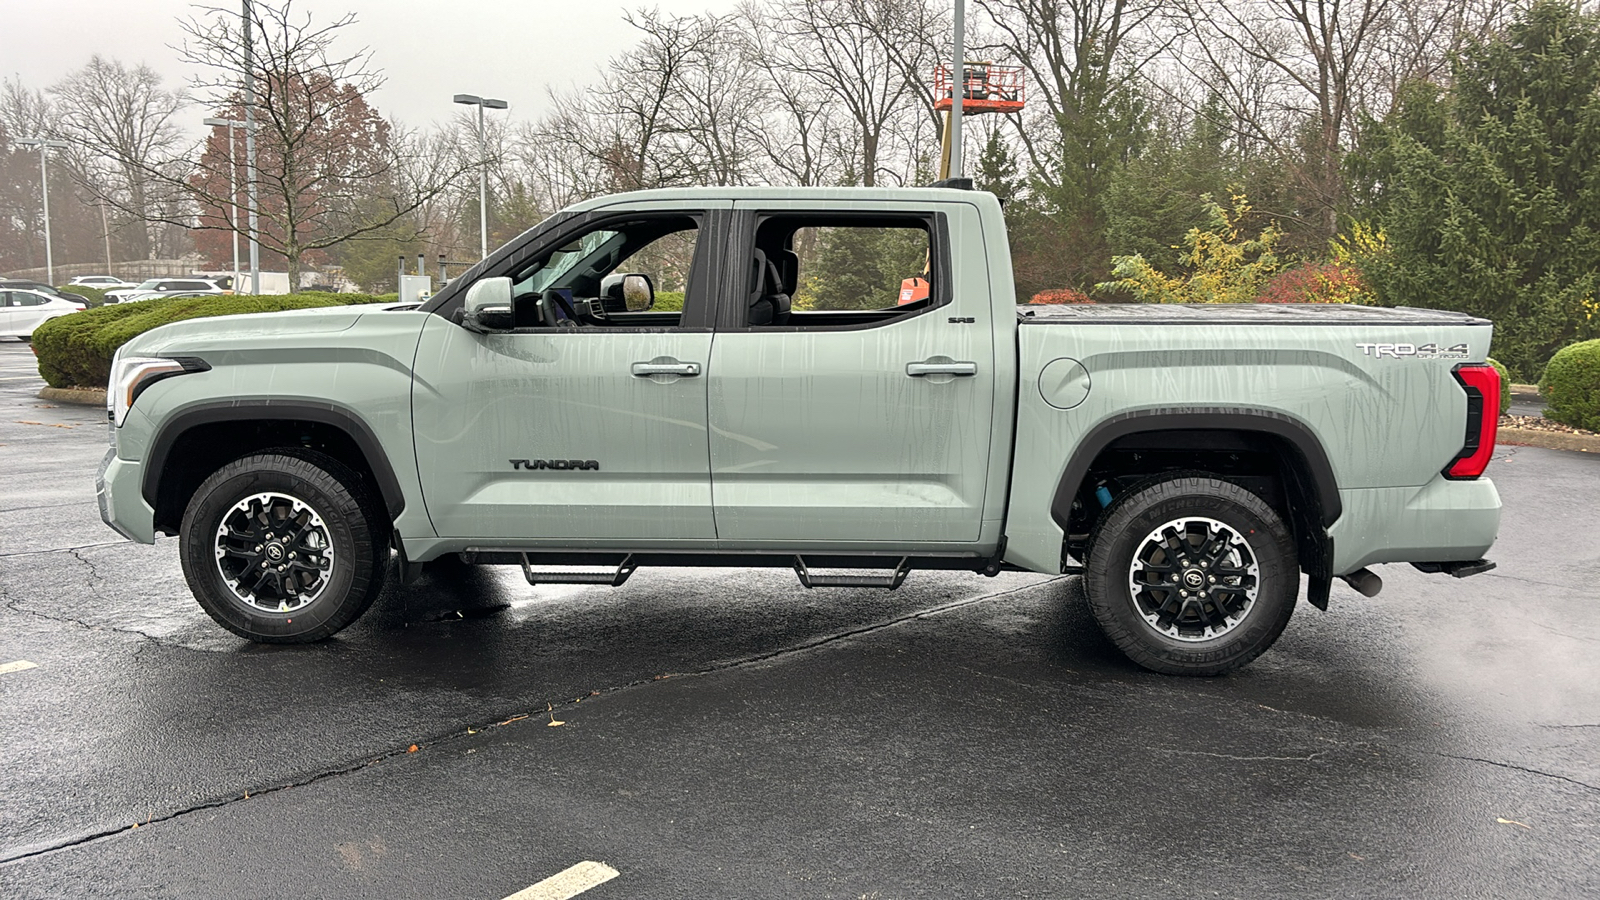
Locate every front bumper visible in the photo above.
<box><xmin>97</xmin><ymin>448</ymin><xmax>156</xmax><ymax>544</ymax></box>
<box><xmin>1328</xmin><ymin>475</ymin><xmax>1501</xmax><ymax>575</ymax></box>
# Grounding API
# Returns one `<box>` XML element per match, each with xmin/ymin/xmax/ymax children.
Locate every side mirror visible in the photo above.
<box><xmin>621</xmin><ymin>273</ymin><xmax>654</xmax><ymax>312</ymax></box>
<box><xmin>462</xmin><ymin>276</ymin><xmax>514</xmax><ymax>332</ymax></box>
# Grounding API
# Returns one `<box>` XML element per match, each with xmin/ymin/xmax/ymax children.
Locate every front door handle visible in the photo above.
<box><xmin>631</xmin><ymin>361</ymin><xmax>701</xmax><ymax>377</ymax></box>
<box><xmin>906</xmin><ymin>360</ymin><xmax>977</xmax><ymax>377</ymax></box>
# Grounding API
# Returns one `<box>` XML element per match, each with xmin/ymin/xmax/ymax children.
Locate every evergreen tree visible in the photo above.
<box><xmin>1351</xmin><ymin>1</ymin><xmax>1600</xmax><ymax>378</ymax></box>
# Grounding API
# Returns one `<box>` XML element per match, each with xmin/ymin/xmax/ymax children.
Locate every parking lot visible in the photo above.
<box><xmin>1</xmin><ymin>338</ymin><xmax>1597</xmax><ymax>898</ymax></box>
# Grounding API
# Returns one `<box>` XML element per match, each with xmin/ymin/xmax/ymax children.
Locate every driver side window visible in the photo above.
<box><xmin>509</xmin><ymin>214</ymin><xmax>701</xmax><ymax>329</ymax></box>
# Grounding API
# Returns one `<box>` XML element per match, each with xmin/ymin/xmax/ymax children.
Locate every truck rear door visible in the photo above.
<box><xmin>706</xmin><ymin>200</ymin><xmax>996</xmax><ymax>545</ymax></box>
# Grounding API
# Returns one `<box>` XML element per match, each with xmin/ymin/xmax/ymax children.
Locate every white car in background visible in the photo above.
<box><xmin>0</xmin><ymin>289</ymin><xmax>86</xmax><ymax>340</ymax></box>
<box><xmin>68</xmin><ymin>275</ymin><xmax>139</xmax><ymax>290</ymax></box>
<box><xmin>104</xmin><ymin>278</ymin><xmax>228</xmax><ymax>304</ymax></box>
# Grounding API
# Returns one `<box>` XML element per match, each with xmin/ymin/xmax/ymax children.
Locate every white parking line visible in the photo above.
<box><xmin>0</xmin><ymin>660</ymin><xmax>39</xmax><ymax>675</ymax></box>
<box><xmin>501</xmin><ymin>861</ymin><xmax>619</xmax><ymax>900</ymax></box>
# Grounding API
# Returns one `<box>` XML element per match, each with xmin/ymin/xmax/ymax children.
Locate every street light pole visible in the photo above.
<box><xmin>453</xmin><ymin>93</ymin><xmax>508</xmax><ymax>260</ymax></box>
<box><xmin>18</xmin><ymin>138</ymin><xmax>69</xmax><ymax>285</ymax></box>
<box><xmin>203</xmin><ymin>117</ymin><xmax>251</xmax><ymax>293</ymax></box>
<box><xmin>243</xmin><ymin>0</ymin><xmax>260</xmax><ymax>295</ymax></box>
<box><xmin>949</xmin><ymin>0</ymin><xmax>965</xmax><ymax>179</ymax></box>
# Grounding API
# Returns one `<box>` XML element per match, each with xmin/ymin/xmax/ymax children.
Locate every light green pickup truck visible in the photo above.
<box><xmin>97</xmin><ymin>186</ymin><xmax>1502</xmax><ymax>674</ymax></box>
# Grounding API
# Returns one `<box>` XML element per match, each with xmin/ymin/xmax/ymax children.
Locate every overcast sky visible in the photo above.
<box><xmin>6</xmin><ymin>0</ymin><xmax>736</xmax><ymax>132</ymax></box>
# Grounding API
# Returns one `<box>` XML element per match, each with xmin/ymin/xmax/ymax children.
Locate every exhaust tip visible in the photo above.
<box><xmin>1339</xmin><ymin>567</ymin><xmax>1383</xmax><ymax>598</ymax></box>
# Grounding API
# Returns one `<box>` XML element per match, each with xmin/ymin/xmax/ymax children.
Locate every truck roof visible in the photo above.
<box><xmin>1019</xmin><ymin>303</ymin><xmax>1491</xmax><ymax>326</ymax></box>
<box><xmin>565</xmin><ymin>185</ymin><xmax>995</xmax><ymax>211</ymax></box>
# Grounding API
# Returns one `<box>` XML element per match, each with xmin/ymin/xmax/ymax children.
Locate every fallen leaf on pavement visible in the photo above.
<box><xmin>407</xmin><ymin>744</ymin><xmax>418</xmax><ymax>753</ymax></box>
<box><xmin>1496</xmin><ymin>817</ymin><xmax>1532</xmax><ymax>829</ymax></box>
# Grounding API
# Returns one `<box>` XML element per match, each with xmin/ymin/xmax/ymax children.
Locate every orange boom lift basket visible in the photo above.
<box><xmin>933</xmin><ymin>63</ymin><xmax>1025</xmax><ymax>115</ymax></box>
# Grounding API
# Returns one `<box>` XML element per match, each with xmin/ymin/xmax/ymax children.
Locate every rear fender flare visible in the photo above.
<box><xmin>1049</xmin><ymin>407</ymin><xmax>1342</xmax><ymax>529</ymax></box>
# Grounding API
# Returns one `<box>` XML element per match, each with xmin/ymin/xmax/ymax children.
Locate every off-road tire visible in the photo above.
<box><xmin>1084</xmin><ymin>475</ymin><xmax>1297</xmax><ymax>676</ymax></box>
<box><xmin>180</xmin><ymin>450</ymin><xmax>389</xmax><ymax>642</ymax></box>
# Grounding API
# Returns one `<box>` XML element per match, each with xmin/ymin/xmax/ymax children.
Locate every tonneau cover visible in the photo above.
<box><xmin>1018</xmin><ymin>303</ymin><xmax>1489</xmax><ymax>326</ymax></box>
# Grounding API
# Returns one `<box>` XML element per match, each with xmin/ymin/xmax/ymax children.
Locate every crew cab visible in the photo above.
<box><xmin>95</xmin><ymin>186</ymin><xmax>1501</xmax><ymax>674</ymax></box>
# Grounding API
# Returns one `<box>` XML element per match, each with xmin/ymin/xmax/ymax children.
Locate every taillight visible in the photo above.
<box><xmin>1444</xmin><ymin>363</ymin><xmax>1500</xmax><ymax>479</ymax></box>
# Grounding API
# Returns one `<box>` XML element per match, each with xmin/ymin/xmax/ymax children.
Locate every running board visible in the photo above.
<box><xmin>520</xmin><ymin>553</ymin><xmax>637</xmax><ymax>587</ymax></box>
<box><xmin>793</xmin><ymin>555</ymin><xmax>911</xmax><ymax>590</ymax></box>
<box><xmin>1411</xmin><ymin>558</ymin><xmax>1496</xmax><ymax>578</ymax></box>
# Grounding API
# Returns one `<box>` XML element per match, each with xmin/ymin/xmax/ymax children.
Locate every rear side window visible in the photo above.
<box><xmin>790</xmin><ymin>225</ymin><xmax>929</xmax><ymax>311</ymax></box>
<box><xmin>741</xmin><ymin>213</ymin><xmax>942</xmax><ymax>329</ymax></box>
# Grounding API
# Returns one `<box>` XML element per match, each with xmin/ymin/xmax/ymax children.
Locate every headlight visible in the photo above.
<box><xmin>109</xmin><ymin>354</ymin><xmax>207</xmax><ymax>427</ymax></box>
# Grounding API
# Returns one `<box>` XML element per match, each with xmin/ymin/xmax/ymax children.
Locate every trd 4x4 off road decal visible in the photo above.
<box><xmin>510</xmin><ymin>459</ymin><xmax>601</xmax><ymax>471</ymax></box>
<box><xmin>1355</xmin><ymin>342</ymin><xmax>1470</xmax><ymax>360</ymax></box>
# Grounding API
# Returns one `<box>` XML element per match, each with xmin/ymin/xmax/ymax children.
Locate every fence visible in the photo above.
<box><xmin>2</xmin><ymin>259</ymin><xmax>200</xmax><ymax>282</ymax></box>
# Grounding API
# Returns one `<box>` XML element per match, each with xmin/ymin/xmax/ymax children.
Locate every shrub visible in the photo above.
<box><xmin>1539</xmin><ymin>339</ymin><xmax>1600</xmax><ymax>431</ymax></box>
<box><xmin>32</xmin><ymin>292</ymin><xmax>392</xmax><ymax>389</ymax></box>
<box><xmin>1028</xmin><ymin>288</ymin><xmax>1093</xmax><ymax>304</ymax></box>
<box><xmin>653</xmin><ymin>290</ymin><xmax>685</xmax><ymax>312</ymax></box>
<box><xmin>1097</xmin><ymin>193</ymin><xmax>1282</xmax><ymax>304</ymax></box>
<box><xmin>1487</xmin><ymin>357</ymin><xmax>1512</xmax><ymax>414</ymax></box>
<box><xmin>58</xmin><ymin>285</ymin><xmax>108</xmax><ymax>307</ymax></box>
<box><xmin>1255</xmin><ymin>262</ymin><xmax>1370</xmax><ymax>304</ymax></box>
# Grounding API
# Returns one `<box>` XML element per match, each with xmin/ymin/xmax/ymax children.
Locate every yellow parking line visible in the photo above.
<box><xmin>0</xmin><ymin>660</ymin><xmax>39</xmax><ymax>675</ymax></box>
<box><xmin>501</xmin><ymin>861</ymin><xmax>619</xmax><ymax>900</ymax></box>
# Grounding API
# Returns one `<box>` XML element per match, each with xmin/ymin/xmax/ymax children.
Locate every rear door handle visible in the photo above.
<box><xmin>906</xmin><ymin>361</ymin><xmax>977</xmax><ymax>377</ymax></box>
<box><xmin>631</xmin><ymin>361</ymin><xmax>701</xmax><ymax>377</ymax></box>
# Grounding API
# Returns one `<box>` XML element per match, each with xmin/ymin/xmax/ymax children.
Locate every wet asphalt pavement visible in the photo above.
<box><xmin>0</xmin><ymin>339</ymin><xmax>1597</xmax><ymax>899</ymax></box>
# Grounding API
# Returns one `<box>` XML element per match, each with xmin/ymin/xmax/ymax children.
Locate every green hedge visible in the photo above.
<box><xmin>32</xmin><ymin>292</ymin><xmax>393</xmax><ymax>389</ymax></box>
<box><xmin>1486</xmin><ymin>357</ymin><xmax>1512</xmax><ymax>415</ymax></box>
<box><xmin>1539</xmin><ymin>339</ymin><xmax>1600</xmax><ymax>431</ymax></box>
<box><xmin>653</xmin><ymin>290</ymin><xmax>685</xmax><ymax>312</ymax></box>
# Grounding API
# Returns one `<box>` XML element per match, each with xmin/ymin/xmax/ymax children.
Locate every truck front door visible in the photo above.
<box><xmin>707</xmin><ymin>202</ymin><xmax>997</xmax><ymax>546</ymax></box>
<box><xmin>411</xmin><ymin>206</ymin><xmax>726</xmax><ymax>542</ymax></box>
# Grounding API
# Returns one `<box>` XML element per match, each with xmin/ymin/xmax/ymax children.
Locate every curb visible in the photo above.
<box><xmin>1509</xmin><ymin>382</ymin><xmax>1540</xmax><ymax>404</ymax></box>
<box><xmin>1499</xmin><ymin>426</ymin><xmax>1600</xmax><ymax>454</ymax></box>
<box><xmin>39</xmin><ymin>386</ymin><xmax>107</xmax><ymax>407</ymax></box>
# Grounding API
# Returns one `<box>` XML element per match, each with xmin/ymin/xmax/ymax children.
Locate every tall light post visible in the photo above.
<box><xmin>203</xmin><ymin>117</ymin><xmax>252</xmax><ymax>293</ymax></box>
<box><xmin>242</xmin><ymin>0</ymin><xmax>260</xmax><ymax>295</ymax></box>
<box><xmin>18</xmin><ymin>138</ymin><xmax>69</xmax><ymax>285</ymax></box>
<box><xmin>948</xmin><ymin>0</ymin><xmax>966</xmax><ymax>178</ymax></box>
<box><xmin>452</xmin><ymin>93</ymin><xmax>508</xmax><ymax>260</ymax></box>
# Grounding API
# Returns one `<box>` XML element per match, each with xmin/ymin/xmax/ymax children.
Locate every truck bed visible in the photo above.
<box><xmin>1019</xmin><ymin>303</ymin><xmax>1489</xmax><ymax>326</ymax></box>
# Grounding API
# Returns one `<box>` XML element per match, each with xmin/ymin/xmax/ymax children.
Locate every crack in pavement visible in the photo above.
<box><xmin>0</xmin><ymin>575</ymin><xmax>1067</xmax><ymax>866</ymax></box>
<box><xmin>1435</xmin><ymin>753</ymin><xmax>1600</xmax><ymax>794</ymax></box>
<box><xmin>1158</xmin><ymin>749</ymin><xmax>1331</xmax><ymax>762</ymax></box>
<box><xmin>1537</xmin><ymin>723</ymin><xmax>1600</xmax><ymax>729</ymax></box>
<box><xmin>0</xmin><ymin>500</ymin><xmax>98</xmax><ymax>513</ymax></box>
<box><xmin>0</xmin><ymin>539</ymin><xmax>133</xmax><ymax>559</ymax></box>
<box><xmin>0</xmin><ymin>553</ymin><xmax>173</xmax><ymax>647</ymax></box>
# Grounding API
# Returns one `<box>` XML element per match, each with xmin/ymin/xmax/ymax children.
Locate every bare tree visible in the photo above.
<box><xmin>48</xmin><ymin>56</ymin><xmax>188</xmax><ymax>260</ymax></box>
<box><xmin>1168</xmin><ymin>0</ymin><xmax>1444</xmax><ymax>239</ymax></box>
<box><xmin>766</xmin><ymin>0</ymin><xmax>929</xmax><ymax>186</ymax></box>
<box><xmin>978</xmin><ymin>0</ymin><xmax>1169</xmax><ymax>205</ymax></box>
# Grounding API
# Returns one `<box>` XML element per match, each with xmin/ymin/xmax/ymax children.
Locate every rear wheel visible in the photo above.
<box><xmin>180</xmin><ymin>451</ymin><xmax>388</xmax><ymax>642</ymax></box>
<box><xmin>1084</xmin><ymin>475</ymin><xmax>1297</xmax><ymax>675</ymax></box>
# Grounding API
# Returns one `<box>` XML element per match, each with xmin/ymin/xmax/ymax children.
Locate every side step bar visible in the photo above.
<box><xmin>520</xmin><ymin>552</ymin><xmax>637</xmax><ymax>587</ymax></box>
<box><xmin>793</xmin><ymin>555</ymin><xmax>911</xmax><ymax>590</ymax></box>
<box><xmin>1411</xmin><ymin>558</ymin><xmax>1496</xmax><ymax>578</ymax></box>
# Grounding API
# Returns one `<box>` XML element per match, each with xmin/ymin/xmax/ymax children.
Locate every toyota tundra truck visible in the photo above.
<box><xmin>95</xmin><ymin>185</ymin><xmax>1502</xmax><ymax>675</ymax></box>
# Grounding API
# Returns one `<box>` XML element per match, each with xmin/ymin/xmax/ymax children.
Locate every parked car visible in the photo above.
<box><xmin>1</xmin><ymin>288</ymin><xmax>85</xmax><ymax>340</ymax></box>
<box><xmin>68</xmin><ymin>275</ymin><xmax>139</xmax><ymax>289</ymax></box>
<box><xmin>97</xmin><ymin>185</ymin><xmax>1502</xmax><ymax>675</ymax></box>
<box><xmin>0</xmin><ymin>279</ymin><xmax>77</xmax><ymax>301</ymax></box>
<box><xmin>104</xmin><ymin>279</ymin><xmax>227</xmax><ymax>304</ymax></box>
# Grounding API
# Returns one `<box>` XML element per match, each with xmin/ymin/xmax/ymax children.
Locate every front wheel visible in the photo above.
<box><xmin>1084</xmin><ymin>476</ymin><xmax>1298</xmax><ymax>676</ymax></box>
<box><xmin>180</xmin><ymin>451</ymin><xmax>389</xmax><ymax>642</ymax></box>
